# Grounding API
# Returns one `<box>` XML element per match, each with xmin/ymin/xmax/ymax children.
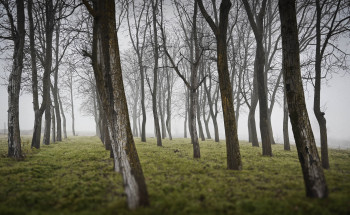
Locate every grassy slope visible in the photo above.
<box><xmin>0</xmin><ymin>135</ymin><xmax>349</xmax><ymax>215</ymax></box>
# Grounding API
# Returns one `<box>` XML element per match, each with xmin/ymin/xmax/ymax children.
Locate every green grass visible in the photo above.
<box><xmin>0</xmin><ymin>135</ymin><xmax>349</xmax><ymax>215</ymax></box>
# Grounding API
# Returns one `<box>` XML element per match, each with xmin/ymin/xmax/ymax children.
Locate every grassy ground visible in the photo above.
<box><xmin>0</xmin><ymin>135</ymin><xmax>349</xmax><ymax>215</ymax></box>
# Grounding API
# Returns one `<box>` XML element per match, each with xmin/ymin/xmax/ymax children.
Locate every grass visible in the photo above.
<box><xmin>0</xmin><ymin>135</ymin><xmax>349</xmax><ymax>215</ymax></box>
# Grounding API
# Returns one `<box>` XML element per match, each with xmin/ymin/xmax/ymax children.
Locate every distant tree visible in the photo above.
<box><xmin>278</xmin><ymin>0</ymin><xmax>328</xmax><ymax>198</ymax></box>
<box><xmin>0</xmin><ymin>0</ymin><xmax>25</xmax><ymax>158</ymax></box>
<box><xmin>82</xmin><ymin>0</ymin><xmax>149</xmax><ymax>209</ymax></box>
<box><xmin>197</xmin><ymin>0</ymin><xmax>242</xmax><ymax>170</ymax></box>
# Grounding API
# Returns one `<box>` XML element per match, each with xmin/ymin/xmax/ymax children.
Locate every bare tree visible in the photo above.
<box><xmin>0</xmin><ymin>0</ymin><xmax>25</xmax><ymax>158</ymax></box>
<box><xmin>278</xmin><ymin>0</ymin><xmax>328</xmax><ymax>198</ymax></box>
<box><xmin>83</xmin><ymin>0</ymin><xmax>149</xmax><ymax>208</ymax></box>
<box><xmin>242</xmin><ymin>0</ymin><xmax>273</xmax><ymax>156</ymax></box>
<box><xmin>197</xmin><ymin>0</ymin><xmax>242</xmax><ymax>170</ymax></box>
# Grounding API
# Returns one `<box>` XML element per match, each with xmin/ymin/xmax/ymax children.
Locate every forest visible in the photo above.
<box><xmin>0</xmin><ymin>0</ymin><xmax>349</xmax><ymax>214</ymax></box>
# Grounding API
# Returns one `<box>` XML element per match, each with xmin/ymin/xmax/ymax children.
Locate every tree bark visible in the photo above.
<box><xmin>7</xmin><ymin>0</ymin><xmax>25</xmax><ymax>158</ymax></box>
<box><xmin>43</xmin><ymin>95</ymin><xmax>51</xmax><ymax>145</ymax></box>
<box><xmin>70</xmin><ymin>72</ymin><xmax>76</xmax><ymax>136</ymax></box>
<box><xmin>283</xmin><ymin>83</ymin><xmax>290</xmax><ymax>150</ymax></box>
<box><xmin>242</xmin><ymin>0</ymin><xmax>272</xmax><ymax>156</ymax></box>
<box><xmin>314</xmin><ymin>0</ymin><xmax>329</xmax><ymax>169</ymax></box>
<box><xmin>197</xmin><ymin>0</ymin><xmax>242</xmax><ymax>170</ymax></box>
<box><xmin>151</xmin><ymin>0</ymin><xmax>162</xmax><ymax>146</ymax></box>
<box><xmin>279</xmin><ymin>0</ymin><xmax>328</xmax><ymax>198</ymax></box>
<box><xmin>53</xmin><ymin>4</ymin><xmax>63</xmax><ymax>142</ymax></box>
<box><xmin>84</xmin><ymin>0</ymin><xmax>150</xmax><ymax>208</ymax></box>
<box><xmin>58</xmin><ymin>89</ymin><xmax>67</xmax><ymax>139</ymax></box>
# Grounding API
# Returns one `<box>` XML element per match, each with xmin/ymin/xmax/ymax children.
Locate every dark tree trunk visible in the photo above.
<box><xmin>242</xmin><ymin>0</ymin><xmax>272</xmax><ymax>156</ymax></box>
<box><xmin>151</xmin><ymin>0</ymin><xmax>162</xmax><ymax>146</ymax></box>
<box><xmin>53</xmin><ymin>4</ymin><xmax>62</xmax><ymax>142</ymax></box>
<box><xmin>140</xmin><ymin>66</ymin><xmax>146</xmax><ymax>142</ymax></box>
<box><xmin>197</xmin><ymin>0</ymin><xmax>242</xmax><ymax>170</ymax></box>
<box><xmin>43</xmin><ymin>97</ymin><xmax>51</xmax><ymax>145</ymax></box>
<box><xmin>58</xmin><ymin>89</ymin><xmax>67</xmax><ymax>139</ymax></box>
<box><xmin>279</xmin><ymin>0</ymin><xmax>328</xmax><ymax>198</ymax></box>
<box><xmin>248</xmin><ymin>81</ymin><xmax>259</xmax><ymax>147</ymax></box>
<box><xmin>197</xmin><ymin>87</ymin><xmax>205</xmax><ymax>141</ymax></box>
<box><xmin>51</xmin><ymin>104</ymin><xmax>56</xmax><ymax>143</ymax></box>
<box><xmin>283</xmin><ymin>85</ymin><xmax>290</xmax><ymax>150</ymax></box>
<box><xmin>7</xmin><ymin>0</ymin><xmax>25</xmax><ymax>158</ymax></box>
<box><xmin>165</xmin><ymin>58</ymin><xmax>172</xmax><ymax>140</ymax></box>
<box><xmin>314</xmin><ymin>0</ymin><xmax>329</xmax><ymax>169</ymax></box>
<box><xmin>84</xmin><ymin>0</ymin><xmax>150</xmax><ymax>208</ymax></box>
<box><xmin>70</xmin><ymin>73</ymin><xmax>76</xmax><ymax>136</ymax></box>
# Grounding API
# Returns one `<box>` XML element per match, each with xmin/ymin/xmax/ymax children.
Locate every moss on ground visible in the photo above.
<box><xmin>0</xmin><ymin>135</ymin><xmax>349</xmax><ymax>215</ymax></box>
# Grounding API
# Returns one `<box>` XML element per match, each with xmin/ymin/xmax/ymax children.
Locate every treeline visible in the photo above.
<box><xmin>0</xmin><ymin>0</ymin><xmax>349</xmax><ymax>210</ymax></box>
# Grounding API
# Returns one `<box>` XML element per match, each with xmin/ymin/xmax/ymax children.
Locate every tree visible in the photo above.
<box><xmin>1</xmin><ymin>0</ymin><xmax>25</xmax><ymax>158</ymax></box>
<box><xmin>126</xmin><ymin>0</ymin><xmax>150</xmax><ymax>142</ymax></box>
<box><xmin>197</xmin><ymin>0</ymin><xmax>242</xmax><ymax>170</ymax></box>
<box><xmin>242</xmin><ymin>0</ymin><xmax>273</xmax><ymax>156</ymax></box>
<box><xmin>278</xmin><ymin>0</ymin><xmax>328</xmax><ymax>198</ymax></box>
<box><xmin>313</xmin><ymin>0</ymin><xmax>349</xmax><ymax>169</ymax></box>
<box><xmin>82</xmin><ymin>0</ymin><xmax>149</xmax><ymax>208</ymax></box>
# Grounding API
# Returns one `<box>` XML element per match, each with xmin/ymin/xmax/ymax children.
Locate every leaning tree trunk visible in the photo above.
<box><xmin>7</xmin><ymin>0</ymin><xmax>25</xmax><ymax>159</ymax></box>
<box><xmin>279</xmin><ymin>0</ymin><xmax>328</xmax><ymax>198</ymax></box>
<box><xmin>84</xmin><ymin>0</ymin><xmax>150</xmax><ymax>208</ymax></box>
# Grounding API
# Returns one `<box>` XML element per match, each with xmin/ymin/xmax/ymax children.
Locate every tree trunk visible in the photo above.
<box><xmin>58</xmin><ymin>89</ymin><xmax>67</xmax><ymax>139</ymax></box>
<box><xmin>165</xmin><ymin>59</ymin><xmax>172</xmax><ymax>140</ymax></box>
<box><xmin>140</xmin><ymin>66</ymin><xmax>146</xmax><ymax>142</ymax></box>
<box><xmin>242</xmin><ymin>0</ymin><xmax>272</xmax><ymax>156</ymax></box>
<box><xmin>51</xmin><ymin>104</ymin><xmax>56</xmax><ymax>143</ymax></box>
<box><xmin>43</xmin><ymin>97</ymin><xmax>51</xmax><ymax>145</ymax></box>
<box><xmin>151</xmin><ymin>0</ymin><xmax>162</xmax><ymax>147</ymax></box>
<box><xmin>283</xmin><ymin>85</ymin><xmax>290</xmax><ymax>150</ymax></box>
<box><xmin>7</xmin><ymin>0</ymin><xmax>25</xmax><ymax>158</ymax></box>
<box><xmin>197</xmin><ymin>0</ymin><xmax>242</xmax><ymax>170</ymax></box>
<box><xmin>53</xmin><ymin>5</ymin><xmax>63</xmax><ymax>142</ymax></box>
<box><xmin>85</xmin><ymin>0</ymin><xmax>150</xmax><ymax>208</ymax></box>
<box><xmin>314</xmin><ymin>0</ymin><xmax>329</xmax><ymax>169</ymax></box>
<box><xmin>70</xmin><ymin>73</ymin><xmax>76</xmax><ymax>136</ymax></box>
<box><xmin>184</xmin><ymin>88</ymin><xmax>188</xmax><ymax>138</ymax></box>
<box><xmin>197</xmin><ymin>87</ymin><xmax>205</xmax><ymax>141</ymax></box>
<box><xmin>248</xmin><ymin>84</ymin><xmax>259</xmax><ymax>147</ymax></box>
<box><xmin>279</xmin><ymin>0</ymin><xmax>328</xmax><ymax>198</ymax></box>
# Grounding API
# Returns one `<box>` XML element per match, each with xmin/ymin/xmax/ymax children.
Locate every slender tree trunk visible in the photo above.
<box><xmin>165</xmin><ymin>59</ymin><xmax>172</xmax><ymax>140</ymax></box>
<box><xmin>70</xmin><ymin>73</ymin><xmax>76</xmax><ymax>136</ymax></box>
<box><xmin>53</xmin><ymin>5</ymin><xmax>62</xmax><ymax>142</ymax></box>
<box><xmin>283</xmin><ymin>83</ymin><xmax>290</xmax><ymax>150</ymax></box>
<box><xmin>197</xmin><ymin>87</ymin><xmax>205</xmax><ymax>141</ymax></box>
<box><xmin>58</xmin><ymin>89</ymin><xmax>67</xmax><ymax>139</ymax></box>
<box><xmin>279</xmin><ymin>0</ymin><xmax>328</xmax><ymax>198</ymax></box>
<box><xmin>51</xmin><ymin>104</ymin><xmax>56</xmax><ymax>143</ymax></box>
<box><xmin>140</xmin><ymin>66</ymin><xmax>146</xmax><ymax>142</ymax></box>
<box><xmin>43</xmin><ymin>97</ymin><xmax>51</xmax><ymax>145</ymax></box>
<box><xmin>184</xmin><ymin>88</ymin><xmax>188</xmax><ymax>138</ymax></box>
<box><xmin>151</xmin><ymin>0</ymin><xmax>162</xmax><ymax>146</ymax></box>
<box><xmin>197</xmin><ymin>0</ymin><xmax>242</xmax><ymax>170</ymax></box>
<box><xmin>28</xmin><ymin>0</ymin><xmax>44</xmax><ymax>148</ymax></box>
<box><xmin>7</xmin><ymin>0</ymin><xmax>25</xmax><ymax>158</ymax></box>
<box><xmin>85</xmin><ymin>0</ymin><xmax>150</xmax><ymax>208</ymax></box>
<box><xmin>314</xmin><ymin>0</ymin><xmax>329</xmax><ymax>169</ymax></box>
<box><xmin>248</xmin><ymin>78</ymin><xmax>259</xmax><ymax>147</ymax></box>
<box><xmin>242</xmin><ymin>0</ymin><xmax>272</xmax><ymax>156</ymax></box>
<box><xmin>133</xmin><ymin>84</ymin><xmax>139</xmax><ymax>137</ymax></box>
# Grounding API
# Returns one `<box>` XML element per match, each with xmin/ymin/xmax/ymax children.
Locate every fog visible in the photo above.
<box><xmin>0</xmin><ymin>72</ymin><xmax>349</xmax><ymax>149</ymax></box>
